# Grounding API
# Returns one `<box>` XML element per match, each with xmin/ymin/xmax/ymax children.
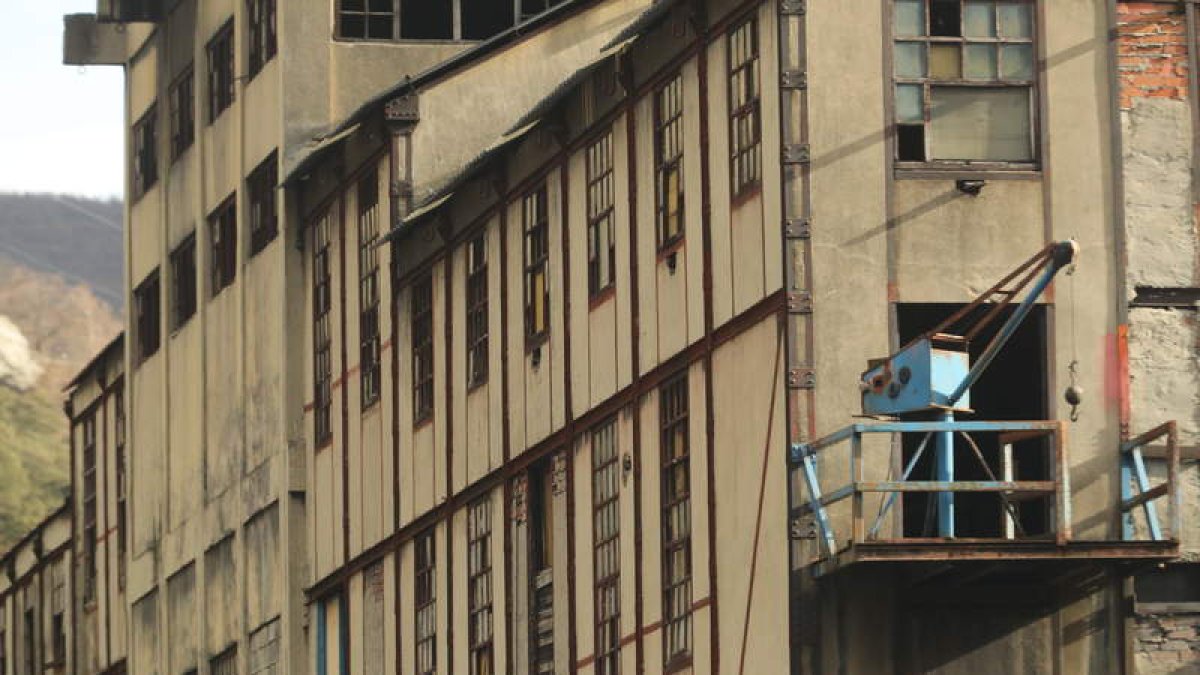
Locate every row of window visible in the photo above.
<box><xmin>79</xmin><ymin>382</ymin><xmax>128</xmax><ymax>609</ymax></box>
<box><xmin>134</xmin><ymin>152</ymin><xmax>279</xmax><ymax>364</ymax></box>
<box><xmin>132</xmin><ymin>0</ymin><xmax>277</xmax><ymax>201</ymax></box>
<box><xmin>336</xmin><ymin>0</ymin><xmax>565</xmax><ymax>42</ymax></box>
<box><xmin>0</xmin><ymin>563</ymin><xmax>70</xmax><ymax>675</ymax></box>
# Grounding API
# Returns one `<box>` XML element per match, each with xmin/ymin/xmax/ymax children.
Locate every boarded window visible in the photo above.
<box><xmin>312</xmin><ymin>210</ymin><xmax>334</xmax><ymax>447</ymax></box>
<box><xmin>359</xmin><ymin>171</ymin><xmax>382</xmax><ymax>408</ymax></box>
<box><xmin>209</xmin><ymin>193</ymin><xmax>238</xmax><ymax>296</ymax></box>
<box><xmin>728</xmin><ymin>17</ymin><xmax>761</xmax><ymax>197</ymax></box>
<box><xmin>586</xmin><ymin>131</ymin><xmax>616</xmax><ymax>298</ymax></box>
<box><xmin>466</xmin><ymin>234</ymin><xmax>489</xmax><ymax>388</ymax></box>
<box><xmin>135</xmin><ymin>270</ymin><xmax>161</xmax><ymax>362</ymax></box>
<box><xmin>412</xmin><ymin>274</ymin><xmax>434</xmax><ymax>423</ymax></box>
<box><xmin>169</xmin><ymin>65</ymin><xmax>195</xmax><ymax>160</ymax></box>
<box><xmin>248</xmin><ymin>0</ymin><xmax>277</xmax><ymax>79</ymax></box>
<box><xmin>207</xmin><ymin>20</ymin><xmax>235</xmax><ymax>121</ymax></box>
<box><xmin>171</xmin><ymin>233</ymin><xmax>197</xmax><ymax>330</ymax></box>
<box><xmin>362</xmin><ymin>562</ymin><xmax>385</xmax><ymax>674</ymax></box>
<box><xmin>248</xmin><ymin>151</ymin><xmax>279</xmax><ymax>256</ymax></box>
<box><xmin>654</xmin><ymin>74</ymin><xmax>685</xmax><ymax>249</ymax></box>
<box><xmin>893</xmin><ymin>0</ymin><xmax>1036</xmax><ymax>163</ymax></box>
<box><xmin>249</xmin><ymin>619</ymin><xmax>281</xmax><ymax>675</ymax></box>
<box><xmin>132</xmin><ymin>104</ymin><xmax>158</xmax><ymax>200</ymax></box>
<box><xmin>592</xmin><ymin>419</ymin><xmax>621</xmax><ymax>675</ymax></box>
<box><xmin>414</xmin><ymin>530</ymin><xmax>437</xmax><ymax>675</ymax></box>
<box><xmin>660</xmin><ymin>374</ymin><xmax>692</xmax><ymax>663</ymax></box>
<box><xmin>523</xmin><ymin>186</ymin><xmax>550</xmax><ymax>342</ymax></box>
<box><xmin>468</xmin><ymin>497</ymin><xmax>494</xmax><ymax>675</ymax></box>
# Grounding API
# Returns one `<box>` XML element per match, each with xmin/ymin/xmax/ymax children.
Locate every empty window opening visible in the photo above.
<box><xmin>81</xmin><ymin>412</ymin><xmax>98</xmax><ymax>604</ymax></box>
<box><xmin>466</xmin><ymin>234</ymin><xmax>489</xmax><ymax>387</ymax></box>
<box><xmin>248</xmin><ymin>152</ymin><xmax>279</xmax><ymax>256</ymax></box>
<box><xmin>462</xmin><ymin>0</ymin><xmax>513</xmax><ymax>39</ymax></box>
<box><xmin>930</xmin><ymin>0</ymin><xmax>961</xmax><ymax>36</ymax></box>
<box><xmin>171</xmin><ymin>233</ymin><xmax>197</xmax><ymax>330</ymax></box>
<box><xmin>207</xmin><ymin>20</ymin><xmax>235</xmax><ymax>121</ymax></box>
<box><xmin>169</xmin><ymin>66</ymin><xmax>195</xmax><ymax>160</ymax></box>
<box><xmin>897</xmin><ymin>303</ymin><xmax>1048</xmax><ymax>539</ymax></box>
<box><xmin>135</xmin><ymin>270</ymin><xmax>161</xmax><ymax>362</ymax></box>
<box><xmin>114</xmin><ymin>381</ymin><xmax>127</xmax><ymax>589</ymax></box>
<box><xmin>312</xmin><ymin>211</ymin><xmax>334</xmax><ymax>447</ymax></box>
<box><xmin>528</xmin><ymin>460</ymin><xmax>556</xmax><ymax>674</ymax></box>
<box><xmin>248</xmin><ymin>0</ymin><xmax>278</xmax><ymax>79</ymax></box>
<box><xmin>132</xmin><ymin>104</ymin><xmax>158</xmax><ymax>200</ymax></box>
<box><xmin>358</xmin><ymin>171</ymin><xmax>382</xmax><ymax>407</ymax></box>
<box><xmin>521</xmin><ymin>0</ymin><xmax>564</xmax><ymax>21</ymax></box>
<box><xmin>402</xmin><ymin>0</ymin><xmax>453</xmax><ymax>39</ymax></box>
<box><xmin>412</xmin><ymin>274</ymin><xmax>435</xmax><ymax>423</ymax></box>
<box><xmin>1135</xmin><ymin>564</ymin><xmax>1200</xmax><ymax>611</ymax></box>
<box><xmin>209</xmin><ymin>194</ymin><xmax>238</xmax><ymax>296</ymax></box>
<box><xmin>211</xmin><ymin>644</ymin><xmax>238</xmax><ymax>675</ymax></box>
<box><xmin>339</xmin><ymin>0</ymin><xmax>395</xmax><ymax>39</ymax></box>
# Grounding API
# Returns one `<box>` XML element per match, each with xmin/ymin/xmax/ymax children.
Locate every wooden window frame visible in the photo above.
<box><xmin>248</xmin><ymin>151</ymin><xmax>279</xmax><ymax>256</ymax></box>
<box><xmin>247</xmin><ymin>0</ymin><xmax>277</xmax><ymax>80</ymax></box>
<box><xmin>528</xmin><ymin>461</ymin><xmax>556</xmax><ymax>674</ymax></box>
<box><xmin>169</xmin><ymin>66</ymin><xmax>195</xmax><ymax>161</ymax></box>
<box><xmin>522</xmin><ymin>185</ymin><xmax>550</xmax><ymax>346</ymax></box>
<box><xmin>358</xmin><ymin>172</ymin><xmax>382</xmax><ymax>409</ymax></box>
<box><xmin>50</xmin><ymin>562</ymin><xmax>66</xmax><ymax>665</ymax></box>
<box><xmin>592</xmin><ymin>419</ymin><xmax>621</xmax><ymax>675</ymax></box>
<box><xmin>312</xmin><ymin>211</ymin><xmax>334</xmax><ymax>448</ymax></box>
<box><xmin>586</xmin><ymin>130</ymin><xmax>616</xmax><ymax>300</ymax></box>
<box><xmin>467</xmin><ymin>497</ymin><xmax>494</xmax><ymax>675</ymax></box>
<box><xmin>466</xmin><ymin>234</ymin><xmax>489</xmax><ymax>389</ymax></box>
<box><xmin>134</xmin><ymin>270</ymin><xmax>161</xmax><ymax>363</ymax></box>
<box><xmin>727</xmin><ymin>16</ymin><xmax>762</xmax><ymax>200</ymax></box>
<box><xmin>81</xmin><ymin>412</ymin><xmax>98</xmax><ymax>605</ymax></box>
<box><xmin>411</xmin><ymin>274</ymin><xmax>435</xmax><ymax>424</ymax></box>
<box><xmin>654</xmin><ymin>73</ymin><xmax>685</xmax><ymax>251</ymax></box>
<box><xmin>336</xmin><ymin>0</ymin><xmax>397</xmax><ymax>40</ymax></box>
<box><xmin>414</xmin><ymin>530</ymin><xmax>437</xmax><ymax>675</ymax></box>
<box><xmin>210</xmin><ymin>643</ymin><xmax>239</xmax><ymax>675</ymax></box>
<box><xmin>207</xmin><ymin>19</ymin><xmax>236</xmax><ymax>123</ymax></box>
<box><xmin>660</xmin><ymin>374</ymin><xmax>692</xmax><ymax>665</ymax></box>
<box><xmin>892</xmin><ymin>0</ymin><xmax>1039</xmax><ymax>170</ymax></box>
<box><xmin>209</xmin><ymin>194</ymin><xmax>238</xmax><ymax>297</ymax></box>
<box><xmin>171</xmin><ymin>233</ymin><xmax>197</xmax><ymax>331</ymax></box>
<box><xmin>132</xmin><ymin>104</ymin><xmax>158</xmax><ymax>200</ymax></box>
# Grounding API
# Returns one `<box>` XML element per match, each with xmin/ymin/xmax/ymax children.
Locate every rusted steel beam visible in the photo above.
<box><xmin>1121</xmin><ymin>421</ymin><xmax>1177</xmax><ymax>454</ymax></box>
<box><xmin>856</xmin><ymin>481</ymin><xmax>1055</xmax><ymax>493</ymax></box>
<box><xmin>1121</xmin><ymin>483</ymin><xmax>1170</xmax><ymax>512</ymax></box>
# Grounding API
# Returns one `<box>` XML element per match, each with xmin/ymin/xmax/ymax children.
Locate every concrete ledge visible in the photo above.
<box><xmin>63</xmin><ymin>13</ymin><xmax>126</xmax><ymax>66</ymax></box>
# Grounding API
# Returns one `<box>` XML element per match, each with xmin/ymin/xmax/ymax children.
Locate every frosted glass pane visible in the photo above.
<box><xmin>929</xmin><ymin>44</ymin><xmax>962</xmax><ymax>80</ymax></box>
<box><xmin>998</xmin><ymin>4</ymin><xmax>1033</xmax><ymax>38</ymax></box>
<box><xmin>964</xmin><ymin>44</ymin><xmax>998</xmax><ymax>80</ymax></box>
<box><xmin>963</xmin><ymin>2</ymin><xmax>996</xmax><ymax>38</ymax></box>
<box><xmin>929</xmin><ymin>87</ymin><xmax>1032</xmax><ymax>161</ymax></box>
<box><xmin>1001</xmin><ymin>44</ymin><xmax>1034</xmax><ymax>79</ymax></box>
<box><xmin>896</xmin><ymin>84</ymin><xmax>924</xmax><ymax>123</ymax></box>
<box><xmin>895</xmin><ymin>42</ymin><xmax>926</xmax><ymax>78</ymax></box>
<box><xmin>895</xmin><ymin>0</ymin><xmax>925</xmax><ymax>37</ymax></box>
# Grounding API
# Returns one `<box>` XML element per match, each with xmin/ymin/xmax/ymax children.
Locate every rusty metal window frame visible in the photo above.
<box><xmin>358</xmin><ymin>171</ymin><xmax>382</xmax><ymax>409</ymax></box>
<box><xmin>466</xmin><ymin>233</ymin><xmax>489</xmax><ymax>389</ymax></box>
<box><xmin>412</xmin><ymin>273</ymin><xmax>435</xmax><ymax>424</ymax></box>
<box><xmin>586</xmin><ymin>130</ymin><xmax>616</xmax><ymax>299</ymax></box>
<box><xmin>247</xmin><ymin>0</ymin><xmax>277</xmax><ymax>80</ymax></box>
<box><xmin>312</xmin><ymin>210</ymin><xmax>334</xmax><ymax>448</ymax></box>
<box><xmin>592</xmin><ymin>418</ymin><xmax>621</xmax><ymax>675</ymax></box>
<box><xmin>414</xmin><ymin>529</ymin><xmax>437</xmax><ymax>675</ymax></box>
<box><xmin>207</xmin><ymin>19</ymin><xmax>236</xmax><ymax>123</ymax></box>
<box><xmin>654</xmin><ymin>73</ymin><xmax>685</xmax><ymax>251</ymax></box>
<box><xmin>659</xmin><ymin>373</ymin><xmax>692</xmax><ymax>664</ymax></box>
<box><xmin>170</xmin><ymin>233</ymin><xmax>197</xmax><ymax>331</ymax></box>
<box><xmin>135</xmin><ymin>269</ymin><xmax>162</xmax><ymax>363</ymax></box>
<box><xmin>209</xmin><ymin>194</ymin><xmax>238</xmax><ymax>297</ymax></box>
<box><xmin>728</xmin><ymin>15</ymin><xmax>761</xmax><ymax>200</ymax></box>
<box><xmin>81</xmin><ymin>411</ymin><xmax>98</xmax><ymax>605</ymax></box>
<box><xmin>522</xmin><ymin>185</ymin><xmax>550</xmax><ymax>344</ymax></box>
<box><xmin>132</xmin><ymin>103</ymin><xmax>158</xmax><ymax>201</ymax></box>
<box><xmin>114</xmin><ymin>379</ymin><xmax>127</xmax><ymax>590</ymax></box>
<box><xmin>169</xmin><ymin>65</ymin><xmax>194</xmax><ymax>161</ymax></box>
<box><xmin>248</xmin><ymin>151</ymin><xmax>279</xmax><ymax>257</ymax></box>
<box><xmin>467</xmin><ymin>496</ymin><xmax>494</xmax><ymax>675</ymax></box>
<box><xmin>892</xmin><ymin>0</ymin><xmax>1039</xmax><ymax>169</ymax></box>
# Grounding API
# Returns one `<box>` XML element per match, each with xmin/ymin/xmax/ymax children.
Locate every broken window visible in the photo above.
<box><xmin>114</xmin><ymin>380</ymin><xmax>127</xmax><ymax>589</ymax></box>
<box><xmin>211</xmin><ymin>644</ymin><xmax>238</xmax><ymax>675</ymax></box>
<box><xmin>312</xmin><ymin>211</ymin><xmax>334</xmax><ymax>447</ymax></box>
<box><xmin>412</xmin><ymin>274</ymin><xmax>434</xmax><ymax>424</ymax></box>
<box><xmin>338</xmin><ymin>0</ymin><xmax>396</xmax><ymax>40</ymax></box>
<box><xmin>528</xmin><ymin>460</ymin><xmax>556</xmax><ymax>675</ymax></box>
<box><xmin>171</xmin><ymin>233</ymin><xmax>197</xmax><ymax>330</ymax></box>
<box><xmin>81</xmin><ymin>411</ymin><xmax>98</xmax><ymax>604</ymax></box>
<box><xmin>586</xmin><ymin>130</ymin><xmax>616</xmax><ymax>299</ymax></box>
<box><xmin>135</xmin><ymin>270</ymin><xmax>161</xmax><ymax>362</ymax></box>
<box><xmin>467</xmin><ymin>496</ymin><xmax>494</xmax><ymax>675</ymax></box>
<box><xmin>414</xmin><ymin>530</ymin><xmax>437</xmax><ymax>675</ymax></box>
<box><xmin>523</xmin><ymin>186</ymin><xmax>550</xmax><ymax>343</ymax></box>
<box><xmin>660</xmin><ymin>374</ymin><xmax>692</xmax><ymax>664</ymax></box>
<box><xmin>132</xmin><ymin>104</ymin><xmax>158</xmax><ymax>200</ymax></box>
<box><xmin>248</xmin><ymin>151</ymin><xmax>279</xmax><ymax>256</ymax></box>
<box><xmin>402</xmin><ymin>0</ymin><xmax>453</xmax><ymax>39</ymax></box>
<box><xmin>209</xmin><ymin>194</ymin><xmax>238</xmax><ymax>296</ymax></box>
<box><xmin>592</xmin><ymin>419</ymin><xmax>621</xmax><ymax>675</ymax></box>
<box><xmin>462</xmin><ymin>0</ymin><xmax>513</xmax><ymax>39</ymax></box>
<box><xmin>893</xmin><ymin>0</ymin><xmax>1037</xmax><ymax>163</ymax></box>
<box><xmin>248</xmin><ymin>0</ymin><xmax>277</xmax><ymax>79</ymax></box>
<box><xmin>358</xmin><ymin>171</ymin><xmax>382</xmax><ymax>408</ymax></box>
<box><xmin>655</xmin><ymin>74</ymin><xmax>685</xmax><ymax>250</ymax></box>
<box><xmin>169</xmin><ymin>66</ymin><xmax>194</xmax><ymax>160</ymax></box>
<box><xmin>728</xmin><ymin>16</ymin><xmax>761</xmax><ymax>198</ymax></box>
<box><xmin>466</xmin><ymin>234</ymin><xmax>489</xmax><ymax>388</ymax></box>
<box><xmin>207</xmin><ymin>20</ymin><xmax>235</xmax><ymax>122</ymax></box>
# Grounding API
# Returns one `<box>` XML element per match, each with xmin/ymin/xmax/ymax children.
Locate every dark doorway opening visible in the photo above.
<box><xmin>897</xmin><ymin>303</ymin><xmax>1050</xmax><ymax>538</ymax></box>
<box><xmin>401</xmin><ymin>0</ymin><xmax>453</xmax><ymax>39</ymax></box>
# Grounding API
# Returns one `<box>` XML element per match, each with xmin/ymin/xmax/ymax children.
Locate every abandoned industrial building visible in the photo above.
<box><xmin>0</xmin><ymin>0</ymin><xmax>1196</xmax><ymax>673</ymax></box>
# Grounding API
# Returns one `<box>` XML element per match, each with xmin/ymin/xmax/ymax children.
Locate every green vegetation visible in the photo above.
<box><xmin>0</xmin><ymin>384</ymin><xmax>69</xmax><ymax>551</ymax></box>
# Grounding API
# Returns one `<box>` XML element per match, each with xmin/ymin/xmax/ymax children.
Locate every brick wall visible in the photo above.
<box><xmin>1117</xmin><ymin>1</ymin><xmax>1190</xmax><ymax>109</ymax></box>
<box><xmin>1134</xmin><ymin>613</ymin><xmax>1200</xmax><ymax>674</ymax></box>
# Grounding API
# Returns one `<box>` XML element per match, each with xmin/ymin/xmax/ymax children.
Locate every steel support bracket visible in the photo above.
<box><xmin>780</xmin><ymin>0</ymin><xmax>806</xmax><ymax>15</ymax></box>
<box><xmin>781</xmin><ymin>69</ymin><xmax>808</xmax><ymax>89</ymax></box>
<box><xmin>788</xmin><ymin>291</ymin><xmax>813</xmax><ymax>314</ymax></box>
<box><xmin>790</xmin><ymin>516</ymin><xmax>814</xmax><ymax>540</ymax></box>
<box><xmin>783</xmin><ymin>144</ymin><xmax>811</xmax><ymax>165</ymax></box>
<box><xmin>789</xmin><ymin>442</ymin><xmax>812</xmax><ymax>466</ymax></box>
<box><xmin>784</xmin><ymin>218</ymin><xmax>811</xmax><ymax>239</ymax></box>
<box><xmin>788</xmin><ymin>367</ymin><xmax>816</xmax><ymax>390</ymax></box>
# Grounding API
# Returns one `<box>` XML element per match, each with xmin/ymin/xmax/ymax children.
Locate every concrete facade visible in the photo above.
<box><xmin>0</xmin><ymin>506</ymin><xmax>73</xmax><ymax>675</ymax></box>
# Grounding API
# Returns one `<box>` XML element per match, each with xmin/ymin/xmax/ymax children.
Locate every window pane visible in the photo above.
<box><xmin>895</xmin><ymin>0</ymin><xmax>925</xmax><ymax>37</ymax></box>
<box><xmin>1000</xmin><ymin>44</ymin><xmax>1034</xmax><ymax>80</ymax></box>
<box><xmin>930</xmin><ymin>0</ymin><xmax>961</xmax><ymax>37</ymax></box>
<box><xmin>998</xmin><ymin>3</ymin><xmax>1033</xmax><ymax>39</ymax></box>
<box><xmin>929</xmin><ymin>86</ymin><xmax>1032</xmax><ymax>161</ymax></box>
<box><xmin>964</xmin><ymin>44</ymin><xmax>998</xmax><ymax>80</ymax></box>
<box><xmin>963</xmin><ymin>2</ymin><xmax>996</xmax><ymax>38</ymax></box>
<box><xmin>929</xmin><ymin>44</ymin><xmax>962</xmax><ymax>80</ymax></box>
<box><xmin>895</xmin><ymin>42</ymin><xmax>926</xmax><ymax>78</ymax></box>
<box><xmin>896</xmin><ymin>84</ymin><xmax>924</xmax><ymax>123</ymax></box>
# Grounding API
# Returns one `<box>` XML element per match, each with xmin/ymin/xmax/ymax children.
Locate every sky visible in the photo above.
<box><xmin>0</xmin><ymin>1</ymin><xmax>125</xmax><ymax>199</ymax></box>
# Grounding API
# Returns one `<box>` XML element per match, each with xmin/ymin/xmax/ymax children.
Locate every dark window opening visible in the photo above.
<box><xmin>592</xmin><ymin>420</ymin><xmax>621</xmax><ymax>675</ymax></box>
<box><xmin>462</xmin><ymin>0</ymin><xmax>513</xmax><ymax>39</ymax></box>
<box><xmin>655</xmin><ymin>74</ymin><xmax>685</xmax><ymax>250</ymax></box>
<box><xmin>338</xmin><ymin>0</ymin><xmax>395</xmax><ymax>39</ymax></box>
<box><xmin>207</xmin><ymin>20</ymin><xmax>235</xmax><ymax>122</ymax></box>
<box><xmin>22</xmin><ymin>609</ymin><xmax>34</xmax><ymax>675</ymax></box>
<box><xmin>81</xmin><ymin>413</ymin><xmax>98</xmax><ymax>604</ymax></box>
<box><xmin>132</xmin><ymin>104</ymin><xmax>158</xmax><ymax>200</ymax></box>
<box><xmin>171</xmin><ymin>234</ymin><xmax>197</xmax><ymax>330</ymax></box>
<box><xmin>248</xmin><ymin>151</ymin><xmax>279</xmax><ymax>256</ymax></box>
<box><xmin>521</xmin><ymin>0</ymin><xmax>564</xmax><ymax>21</ymax></box>
<box><xmin>358</xmin><ymin>171</ymin><xmax>382</xmax><ymax>408</ymax></box>
<box><xmin>586</xmin><ymin>130</ymin><xmax>616</xmax><ymax>298</ymax></box>
<box><xmin>248</xmin><ymin>0</ymin><xmax>278</xmax><ymax>79</ymax></box>
<box><xmin>467</xmin><ymin>498</ymin><xmax>494</xmax><ymax>675</ymax></box>
<box><xmin>728</xmin><ymin>17</ymin><xmax>761</xmax><ymax>198</ymax></box>
<box><xmin>897</xmin><ymin>124</ymin><xmax>926</xmax><ymax>161</ymax></box>
<box><xmin>402</xmin><ymin>0</ymin><xmax>453</xmax><ymax>39</ymax></box>
<box><xmin>313</xmin><ymin>212</ymin><xmax>334</xmax><ymax>446</ymax></box>
<box><xmin>169</xmin><ymin>67</ymin><xmax>195</xmax><ymax>160</ymax></box>
<box><xmin>211</xmin><ymin>644</ymin><xmax>238</xmax><ymax>675</ymax></box>
<box><xmin>1136</xmin><ymin>564</ymin><xmax>1200</xmax><ymax>608</ymax></box>
<box><xmin>114</xmin><ymin>381</ymin><xmax>127</xmax><ymax>589</ymax></box>
<box><xmin>209</xmin><ymin>194</ymin><xmax>238</xmax><ymax>296</ymax></box>
<box><xmin>660</xmin><ymin>374</ymin><xmax>693</xmax><ymax>663</ymax></box>
<box><xmin>897</xmin><ymin>303</ymin><xmax>1049</xmax><ymax>539</ymax></box>
<box><xmin>414</xmin><ymin>530</ymin><xmax>437</xmax><ymax>675</ymax></box>
<box><xmin>930</xmin><ymin>0</ymin><xmax>962</xmax><ymax>37</ymax></box>
<box><xmin>528</xmin><ymin>460</ymin><xmax>556</xmax><ymax>674</ymax></box>
<box><xmin>523</xmin><ymin>186</ymin><xmax>550</xmax><ymax>342</ymax></box>
<box><xmin>135</xmin><ymin>270</ymin><xmax>161</xmax><ymax>362</ymax></box>
<box><xmin>466</xmin><ymin>234</ymin><xmax>489</xmax><ymax>388</ymax></box>
<box><xmin>412</xmin><ymin>274</ymin><xmax>435</xmax><ymax>423</ymax></box>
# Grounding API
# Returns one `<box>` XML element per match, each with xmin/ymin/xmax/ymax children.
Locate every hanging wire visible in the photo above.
<box><xmin>1066</xmin><ymin>245</ymin><xmax>1082</xmax><ymax>422</ymax></box>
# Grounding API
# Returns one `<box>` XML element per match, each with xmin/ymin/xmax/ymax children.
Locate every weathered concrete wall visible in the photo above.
<box><xmin>1134</xmin><ymin>612</ymin><xmax>1200</xmax><ymax>674</ymax></box>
